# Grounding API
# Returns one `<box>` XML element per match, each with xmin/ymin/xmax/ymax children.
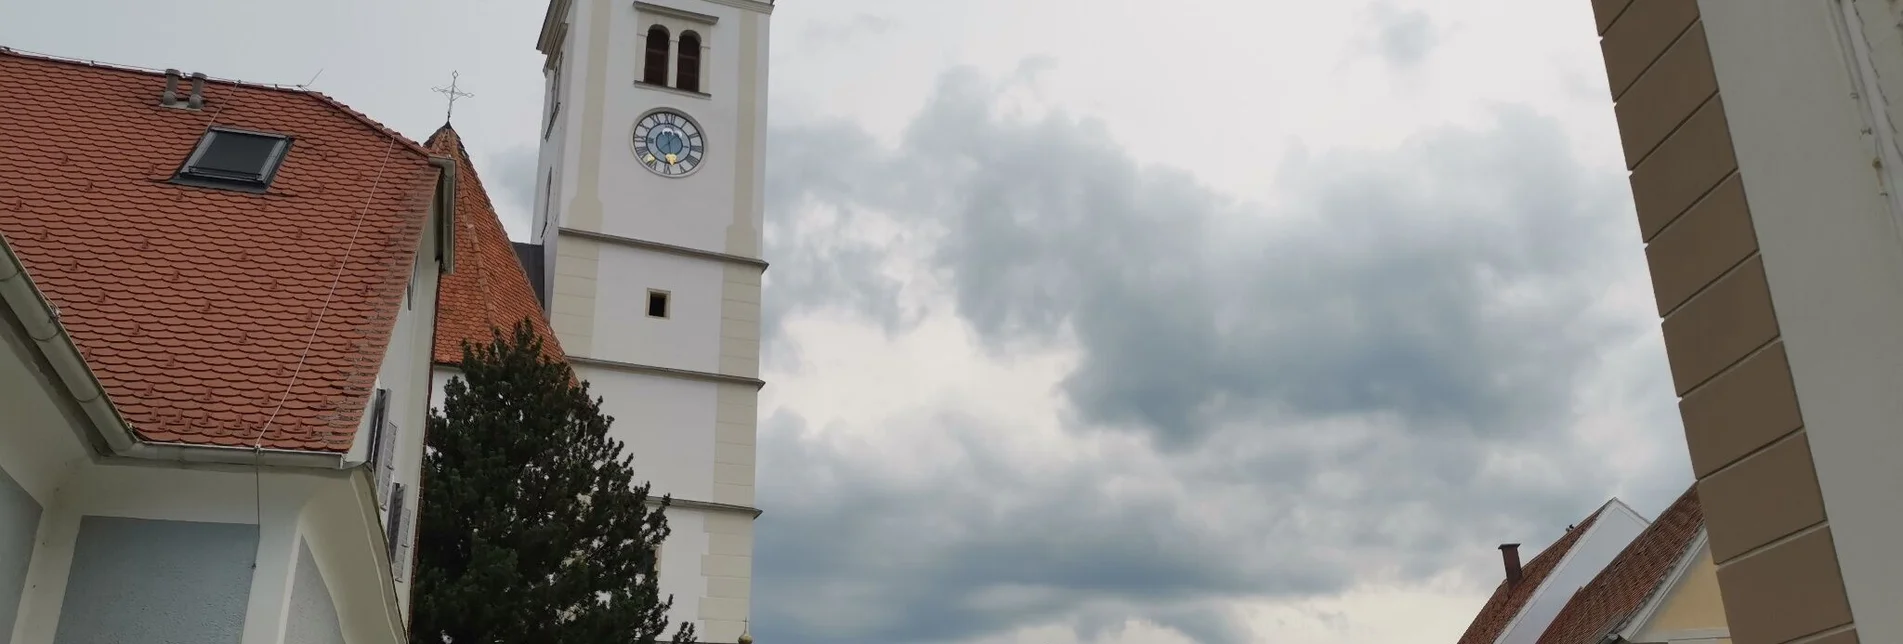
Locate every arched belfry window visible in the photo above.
<box><xmin>677</xmin><ymin>31</ymin><xmax>702</xmax><ymax>93</ymax></box>
<box><xmin>643</xmin><ymin>24</ymin><xmax>670</xmax><ymax>85</ymax></box>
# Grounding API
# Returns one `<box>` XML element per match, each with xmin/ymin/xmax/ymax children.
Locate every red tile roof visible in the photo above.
<box><xmin>0</xmin><ymin>49</ymin><xmax>441</xmax><ymax>452</ymax></box>
<box><xmin>1535</xmin><ymin>486</ymin><xmax>1704</xmax><ymax>644</ymax></box>
<box><xmin>1456</xmin><ymin>504</ymin><xmax>1611</xmax><ymax>644</ymax></box>
<box><xmin>424</xmin><ymin>125</ymin><xmax>565</xmax><ymax>366</ymax></box>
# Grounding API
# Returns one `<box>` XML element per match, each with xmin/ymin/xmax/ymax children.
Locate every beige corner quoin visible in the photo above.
<box><xmin>1588</xmin><ymin>1</ymin><xmax>1903</xmax><ymax>643</ymax></box>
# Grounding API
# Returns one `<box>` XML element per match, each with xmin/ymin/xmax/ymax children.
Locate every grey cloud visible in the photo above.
<box><xmin>754</xmin><ymin>412</ymin><xmax>1334</xmax><ymax>644</ymax></box>
<box><xmin>761</xmin><ymin>119</ymin><xmax>927</xmax><ymax>369</ymax></box>
<box><xmin>1368</xmin><ymin>3</ymin><xmax>1438</xmax><ymax>67</ymax></box>
<box><xmin>753</xmin><ymin>405</ymin><xmax>1631</xmax><ymax>644</ymax></box>
<box><xmin>852</xmin><ymin>68</ymin><xmax>1640</xmax><ymax>450</ymax></box>
<box><xmin>483</xmin><ymin>142</ymin><xmax>542</xmax><ymax>238</ymax></box>
<box><xmin>793</xmin><ymin>12</ymin><xmax>896</xmax><ymax>53</ymax></box>
<box><xmin>753</xmin><ymin>66</ymin><xmax>1683</xmax><ymax>644</ymax></box>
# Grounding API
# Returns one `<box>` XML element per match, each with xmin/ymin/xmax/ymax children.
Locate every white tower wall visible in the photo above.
<box><xmin>532</xmin><ymin>0</ymin><xmax>771</xmax><ymax>640</ymax></box>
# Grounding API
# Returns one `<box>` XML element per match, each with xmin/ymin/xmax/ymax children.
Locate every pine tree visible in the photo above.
<box><xmin>413</xmin><ymin>320</ymin><xmax>695</xmax><ymax>644</ymax></box>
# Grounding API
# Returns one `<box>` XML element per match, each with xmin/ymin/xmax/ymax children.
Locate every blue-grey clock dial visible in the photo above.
<box><xmin>633</xmin><ymin>110</ymin><xmax>705</xmax><ymax>177</ymax></box>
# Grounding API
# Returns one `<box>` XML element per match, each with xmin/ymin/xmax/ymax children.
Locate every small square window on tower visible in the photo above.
<box><xmin>647</xmin><ymin>289</ymin><xmax>670</xmax><ymax>318</ymax></box>
<box><xmin>176</xmin><ymin>127</ymin><xmax>292</xmax><ymax>190</ymax></box>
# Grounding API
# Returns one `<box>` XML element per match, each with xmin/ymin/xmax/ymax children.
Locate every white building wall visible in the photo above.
<box><xmin>533</xmin><ymin>42</ymin><xmax>569</xmax><ymax>255</ymax></box>
<box><xmin>582</xmin><ymin>367</ymin><xmax>719</xmax><ymax>500</ymax></box>
<box><xmin>3</xmin><ymin>452</ymin><xmax>403</xmax><ymax>644</ymax></box>
<box><xmin>1695</xmin><ymin>2</ymin><xmax>1903</xmax><ymax>641</ymax></box>
<box><xmin>591</xmin><ymin>250</ymin><xmax>726</xmax><ymax>373</ymax></box>
<box><xmin>1494</xmin><ymin>502</ymin><xmax>1650</xmax><ymax>644</ymax></box>
<box><xmin>355</xmin><ymin>205</ymin><xmax>444</xmax><ymax>617</ymax></box>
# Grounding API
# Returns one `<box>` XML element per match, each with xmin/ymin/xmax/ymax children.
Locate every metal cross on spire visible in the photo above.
<box><xmin>431</xmin><ymin>71</ymin><xmax>475</xmax><ymax>122</ymax></box>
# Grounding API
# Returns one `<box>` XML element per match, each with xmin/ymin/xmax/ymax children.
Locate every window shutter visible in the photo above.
<box><xmin>368</xmin><ymin>388</ymin><xmax>399</xmax><ymax>509</ymax></box>
<box><xmin>386</xmin><ymin>482</ymin><xmax>407</xmax><ymax>572</ymax></box>
<box><xmin>388</xmin><ymin>483</ymin><xmax>415</xmax><ymax>582</ymax></box>
<box><xmin>376</xmin><ymin>414</ymin><xmax>398</xmax><ymax>507</ymax></box>
<box><xmin>367</xmin><ymin>388</ymin><xmax>389</xmax><ymax>446</ymax></box>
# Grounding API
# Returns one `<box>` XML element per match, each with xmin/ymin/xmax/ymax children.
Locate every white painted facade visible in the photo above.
<box><xmin>351</xmin><ymin>213</ymin><xmax>444</xmax><ymax>619</ymax></box>
<box><xmin>531</xmin><ymin>0</ymin><xmax>771</xmax><ymax>640</ymax></box>
<box><xmin>1493</xmin><ymin>500</ymin><xmax>1651</xmax><ymax>644</ymax></box>
<box><xmin>1696</xmin><ymin>2</ymin><xmax>1903</xmax><ymax>641</ymax></box>
<box><xmin>0</xmin><ymin>198</ymin><xmax>446</xmax><ymax>643</ymax></box>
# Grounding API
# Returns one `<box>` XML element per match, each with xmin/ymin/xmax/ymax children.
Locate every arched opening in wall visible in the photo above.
<box><xmin>643</xmin><ymin>25</ymin><xmax>670</xmax><ymax>85</ymax></box>
<box><xmin>677</xmin><ymin>31</ymin><xmax>702</xmax><ymax>93</ymax></box>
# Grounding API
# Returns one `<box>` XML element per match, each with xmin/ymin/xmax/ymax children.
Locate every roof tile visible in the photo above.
<box><xmin>1535</xmin><ymin>486</ymin><xmax>1705</xmax><ymax>644</ymax></box>
<box><xmin>424</xmin><ymin>125</ymin><xmax>565</xmax><ymax>366</ymax></box>
<box><xmin>0</xmin><ymin>49</ymin><xmax>440</xmax><ymax>453</ymax></box>
<box><xmin>1456</xmin><ymin>504</ymin><xmax>1611</xmax><ymax>644</ymax></box>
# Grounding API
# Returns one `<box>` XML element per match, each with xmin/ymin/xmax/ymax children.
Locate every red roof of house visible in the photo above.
<box><xmin>424</xmin><ymin>125</ymin><xmax>565</xmax><ymax>366</ymax></box>
<box><xmin>1456</xmin><ymin>504</ymin><xmax>1611</xmax><ymax>644</ymax></box>
<box><xmin>0</xmin><ymin>48</ymin><xmax>441</xmax><ymax>452</ymax></box>
<box><xmin>1535</xmin><ymin>487</ymin><xmax>1704</xmax><ymax>644</ymax></box>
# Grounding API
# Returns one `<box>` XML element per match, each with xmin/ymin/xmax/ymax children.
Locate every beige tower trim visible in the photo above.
<box><xmin>635</xmin><ymin>1</ymin><xmax>718</xmax><ymax>24</ymax></box>
<box><xmin>723</xmin><ymin>11</ymin><xmax>764</xmax><ymax>258</ymax></box>
<box><xmin>695</xmin><ymin>0</ymin><xmax>773</xmax><ymax>15</ymax></box>
<box><xmin>558</xmin><ymin>227</ymin><xmax>768</xmax><ymax>268</ymax></box>
<box><xmin>1587</xmin><ymin>1</ymin><xmax>1864</xmax><ymax>642</ymax></box>
<box><xmin>645</xmin><ymin>496</ymin><xmax>763</xmax><ymax>518</ymax></box>
<box><xmin>568</xmin><ymin>355</ymin><xmax>767</xmax><ymax>389</ymax></box>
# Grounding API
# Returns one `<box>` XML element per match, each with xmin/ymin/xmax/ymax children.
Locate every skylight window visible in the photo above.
<box><xmin>177</xmin><ymin>127</ymin><xmax>291</xmax><ymax>189</ymax></box>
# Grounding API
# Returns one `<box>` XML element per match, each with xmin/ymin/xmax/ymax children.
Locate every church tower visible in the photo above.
<box><xmin>531</xmin><ymin>0</ymin><xmax>771</xmax><ymax>640</ymax></box>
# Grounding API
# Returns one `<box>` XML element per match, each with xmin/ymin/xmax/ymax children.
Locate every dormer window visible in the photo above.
<box><xmin>176</xmin><ymin>127</ymin><xmax>291</xmax><ymax>191</ymax></box>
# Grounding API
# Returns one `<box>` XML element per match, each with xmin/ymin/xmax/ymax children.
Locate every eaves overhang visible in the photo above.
<box><xmin>0</xmin><ymin>230</ymin><xmax>352</xmax><ymax>470</ymax></box>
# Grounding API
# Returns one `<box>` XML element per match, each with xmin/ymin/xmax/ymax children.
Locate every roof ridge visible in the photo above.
<box><xmin>305</xmin><ymin>91</ymin><xmax>437</xmax><ymax>161</ymax></box>
<box><xmin>0</xmin><ymin>46</ymin><xmax>435</xmax><ymax>161</ymax></box>
<box><xmin>1</xmin><ymin>46</ymin><xmax>324</xmax><ymax>97</ymax></box>
<box><xmin>1601</xmin><ymin>497</ymin><xmax>1652</xmax><ymax>525</ymax></box>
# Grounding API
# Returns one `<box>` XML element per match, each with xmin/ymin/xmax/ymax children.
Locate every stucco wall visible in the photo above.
<box><xmin>359</xmin><ymin>207</ymin><xmax>442</xmax><ymax>612</ymax></box>
<box><xmin>1650</xmin><ymin>547</ymin><xmax>1728</xmax><ymax>633</ymax></box>
<box><xmin>52</xmin><ymin>516</ymin><xmax>258</xmax><ymax>644</ymax></box>
<box><xmin>586</xmin><ymin>366</ymin><xmax>719</xmax><ymax>501</ymax></box>
<box><xmin>1692</xmin><ymin>1</ymin><xmax>1903</xmax><ymax>641</ymax></box>
<box><xmin>591</xmin><ymin>249</ymin><xmax>726</xmax><ymax>374</ymax></box>
<box><xmin>286</xmin><ymin>540</ymin><xmax>345</xmax><ymax>644</ymax></box>
<box><xmin>542</xmin><ymin>0</ymin><xmax>767</xmax><ymax>253</ymax></box>
<box><xmin>0</xmin><ymin>466</ymin><xmax>40</xmax><ymax>638</ymax></box>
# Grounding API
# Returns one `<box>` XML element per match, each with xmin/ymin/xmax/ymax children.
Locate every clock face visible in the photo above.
<box><xmin>633</xmin><ymin>110</ymin><xmax>705</xmax><ymax>177</ymax></box>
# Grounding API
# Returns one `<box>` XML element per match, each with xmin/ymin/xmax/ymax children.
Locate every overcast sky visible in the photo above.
<box><xmin>1</xmin><ymin>0</ymin><xmax>1695</xmax><ymax>642</ymax></box>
